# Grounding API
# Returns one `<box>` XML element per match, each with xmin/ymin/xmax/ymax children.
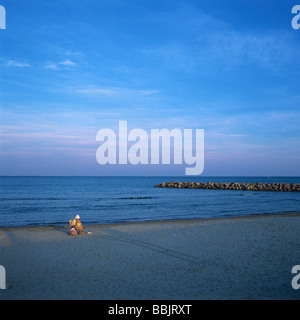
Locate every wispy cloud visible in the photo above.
<box><xmin>200</xmin><ymin>30</ymin><xmax>295</xmax><ymax>70</ymax></box>
<box><xmin>60</xmin><ymin>59</ymin><xmax>77</xmax><ymax>67</ymax></box>
<box><xmin>78</xmin><ymin>87</ymin><xmax>160</xmax><ymax>97</ymax></box>
<box><xmin>3</xmin><ymin>60</ymin><xmax>32</xmax><ymax>68</ymax></box>
<box><xmin>44</xmin><ymin>59</ymin><xmax>77</xmax><ymax>70</ymax></box>
<box><xmin>140</xmin><ymin>3</ymin><xmax>298</xmax><ymax>73</ymax></box>
<box><xmin>78</xmin><ymin>88</ymin><xmax>115</xmax><ymax>96</ymax></box>
<box><xmin>2</xmin><ymin>58</ymin><xmax>78</xmax><ymax>70</ymax></box>
<box><xmin>143</xmin><ymin>30</ymin><xmax>296</xmax><ymax>73</ymax></box>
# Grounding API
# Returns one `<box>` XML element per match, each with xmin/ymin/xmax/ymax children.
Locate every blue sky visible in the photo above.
<box><xmin>0</xmin><ymin>0</ymin><xmax>300</xmax><ymax>176</ymax></box>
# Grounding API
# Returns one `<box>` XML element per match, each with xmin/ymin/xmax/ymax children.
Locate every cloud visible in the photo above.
<box><xmin>60</xmin><ymin>59</ymin><xmax>76</xmax><ymax>67</ymax></box>
<box><xmin>3</xmin><ymin>60</ymin><xmax>32</xmax><ymax>68</ymax></box>
<box><xmin>78</xmin><ymin>88</ymin><xmax>115</xmax><ymax>96</ymax></box>
<box><xmin>139</xmin><ymin>3</ymin><xmax>298</xmax><ymax>74</ymax></box>
<box><xmin>143</xmin><ymin>29</ymin><xmax>295</xmax><ymax>73</ymax></box>
<box><xmin>44</xmin><ymin>63</ymin><xmax>59</xmax><ymax>70</ymax></box>
<box><xmin>77</xmin><ymin>87</ymin><xmax>159</xmax><ymax>97</ymax></box>
<box><xmin>44</xmin><ymin>59</ymin><xmax>77</xmax><ymax>70</ymax></box>
<box><xmin>200</xmin><ymin>30</ymin><xmax>294</xmax><ymax>70</ymax></box>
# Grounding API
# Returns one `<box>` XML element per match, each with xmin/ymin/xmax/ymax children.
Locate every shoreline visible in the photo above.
<box><xmin>1</xmin><ymin>211</ymin><xmax>300</xmax><ymax>231</ymax></box>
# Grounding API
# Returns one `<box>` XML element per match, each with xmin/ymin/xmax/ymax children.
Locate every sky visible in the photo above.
<box><xmin>0</xmin><ymin>0</ymin><xmax>300</xmax><ymax>176</ymax></box>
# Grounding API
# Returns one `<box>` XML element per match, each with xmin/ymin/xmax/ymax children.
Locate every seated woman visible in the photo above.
<box><xmin>69</xmin><ymin>215</ymin><xmax>83</xmax><ymax>235</ymax></box>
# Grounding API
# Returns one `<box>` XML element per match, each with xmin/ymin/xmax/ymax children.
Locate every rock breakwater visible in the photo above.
<box><xmin>155</xmin><ymin>182</ymin><xmax>300</xmax><ymax>192</ymax></box>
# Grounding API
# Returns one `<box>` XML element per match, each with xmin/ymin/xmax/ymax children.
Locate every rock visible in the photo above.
<box><xmin>155</xmin><ymin>182</ymin><xmax>300</xmax><ymax>192</ymax></box>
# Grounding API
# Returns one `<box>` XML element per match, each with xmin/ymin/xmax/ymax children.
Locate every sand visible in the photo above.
<box><xmin>0</xmin><ymin>213</ymin><xmax>300</xmax><ymax>300</ymax></box>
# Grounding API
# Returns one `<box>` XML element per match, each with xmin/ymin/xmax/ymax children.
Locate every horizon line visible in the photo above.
<box><xmin>0</xmin><ymin>175</ymin><xmax>299</xmax><ymax>178</ymax></box>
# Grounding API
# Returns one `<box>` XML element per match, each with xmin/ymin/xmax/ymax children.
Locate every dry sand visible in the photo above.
<box><xmin>0</xmin><ymin>213</ymin><xmax>300</xmax><ymax>300</ymax></box>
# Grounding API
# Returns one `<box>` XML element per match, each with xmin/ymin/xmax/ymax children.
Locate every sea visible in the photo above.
<box><xmin>0</xmin><ymin>176</ymin><xmax>299</xmax><ymax>227</ymax></box>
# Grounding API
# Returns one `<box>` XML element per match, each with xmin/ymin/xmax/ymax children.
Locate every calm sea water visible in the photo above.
<box><xmin>0</xmin><ymin>176</ymin><xmax>300</xmax><ymax>227</ymax></box>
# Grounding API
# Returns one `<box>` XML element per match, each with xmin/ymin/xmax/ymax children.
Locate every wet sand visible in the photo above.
<box><xmin>1</xmin><ymin>213</ymin><xmax>300</xmax><ymax>300</ymax></box>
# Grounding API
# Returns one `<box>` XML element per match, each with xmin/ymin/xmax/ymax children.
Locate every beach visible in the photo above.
<box><xmin>1</xmin><ymin>213</ymin><xmax>300</xmax><ymax>300</ymax></box>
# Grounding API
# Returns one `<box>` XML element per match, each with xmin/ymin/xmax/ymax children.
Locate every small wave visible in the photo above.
<box><xmin>118</xmin><ymin>197</ymin><xmax>155</xmax><ymax>200</ymax></box>
<box><xmin>0</xmin><ymin>197</ymin><xmax>68</xmax><ymax>201</ymax></box>
<box><xmin>9</xmin><ymin>207</ymin><xmax>44</xmax><ymax>213</ymax></box>
<box><xmin>276</xmin><ymin>199</ymin><xmax>300</xmax><ymax>202</ymax></box>
<box><xmin>130</xmin><ymin>204</ymin><xmax>153</xmax><ymax>207</ymax></box>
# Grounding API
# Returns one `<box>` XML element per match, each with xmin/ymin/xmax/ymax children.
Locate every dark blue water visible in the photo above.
<box><xmin>0</xmin><ymin>176</ymin><xmax>299</xmax><ymax>227</ymax></box>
